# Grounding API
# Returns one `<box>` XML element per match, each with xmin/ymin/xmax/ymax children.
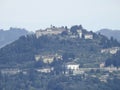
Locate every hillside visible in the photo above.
<box><xmin>0</xmin><ymin>25</ymin><xmax>120</xmax><ymax>68</ymax></box>
<box><xmin>105</xmin><ymin>50</ymin><xmax>120</xmax><ymax>67</ymax></box>
<box><xmin>0</xmin><ymin>27</ymin><xmax>29</xmax><ymax>48</ymax></box>
<box><xmin>96</xmin><ymin>29</ymin><xmax>120</xmax><ymax>42</ymax></box>
<box><xmin>0</xmin><ymin>25</ymin><xmax>120</xmax><ymax>90</ymax></box>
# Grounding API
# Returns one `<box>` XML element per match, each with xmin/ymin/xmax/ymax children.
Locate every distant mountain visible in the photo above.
<box><xmin>0</xmin><ymin>27</ymin><xmax>29</xmax><ymax>48</ymax></box>
<box><xmin>96</xmin><ymin>29</ymin><xmax>120</xmax><ymax>42</ymax></box>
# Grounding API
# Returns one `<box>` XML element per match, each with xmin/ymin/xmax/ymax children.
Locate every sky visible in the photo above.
<box><xmin>0</xmin><ymin>0</ymin><xmax>120</xmax><ymax>31</ymax></box>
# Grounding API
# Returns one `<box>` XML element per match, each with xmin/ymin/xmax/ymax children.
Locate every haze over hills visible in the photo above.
<box><xmin>96</xmin><ymin>29</ymin><xmax>120</xmax><ymax>42</ymax></box>
<box><xmin>1</xmin><ymin>27</ymin><xmax>120</xmax><ymax>49</ymax></box>
<box><xmin>0</xmin><ymin>27</ymin><xmax>29</xmax><ymax>48</ymax></box>
<box><xmin>0</xmin><ymin>25</ymin><xmax>120</xmax><ymax>90</ymax></box>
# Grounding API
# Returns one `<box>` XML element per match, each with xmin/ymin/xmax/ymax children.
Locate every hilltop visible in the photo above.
<box><xmin>0</xmin><ymin>25</ymin><xmax>120</xmax><ymax>90</ymax></box>
<box><xmin>0</xmin><ymin>25</ymin><xmax>120</xmax><ymax>68</ymax></box>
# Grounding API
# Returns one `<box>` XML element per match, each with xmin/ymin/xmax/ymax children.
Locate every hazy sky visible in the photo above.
<box><xmin>0</xmin><ymin>0</ymin><xmax>120</xmax><ymax>31</ymax></box>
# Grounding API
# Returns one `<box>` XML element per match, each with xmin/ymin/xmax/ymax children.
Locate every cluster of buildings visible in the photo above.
<box><xmin>1</xmin><ymin>61</ymin><xmax>120</xmax><ymax>76</ymax></box>
<box><xmin>1</xmin><ymin>66</ymin><xmax>119</xmax><ymax>83</ymax></box>
<box><xmin>101</xmin><ymin>47</ymin><xmax>120</xmax><ymax>54</ymax></box>
<box><xmin>35</xmin><ymin>54</ymin><xmax>62</xmax><ymax>63</ymax></box>
<box><xmin>67</xmin><ymin>29</ymin><xmax>93</xmax><ymax>39</ymax></box>
<box><xmin>35</xmin><ymin>26</ymin><xmax>65</xmax><ymax>38</ymax></box>
<box><xmin>35</xmin><ymin>26</ymin><xmax>93</xmax><ymax>40</ymax></box>
<box><xmin>99</xmin><ymin>62</ymin><xmax>119</xmax><ymax>72</ymax></box>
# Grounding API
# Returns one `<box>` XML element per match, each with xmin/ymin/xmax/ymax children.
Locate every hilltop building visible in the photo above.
<box><xmin>77</xmin><ymin>29</ymin><xmax>82</xmax><ymax>38</ymax></box>
<box><xmin>84</xmin><ymin>34</ymin><xmax>93</xmax><ymax>39</ymax></box>
<box><xmin>36</xmin><ymin>26</ymin><xmax>66</xmax><ymax>38</ymax></box>
<box><xmin>35</xmin><ymin>25</ymin><xmax>94</xmax><ymax>40</ymax></box>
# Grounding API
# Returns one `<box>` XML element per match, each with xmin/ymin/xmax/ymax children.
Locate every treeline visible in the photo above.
<box><xmin>105</xmin><ymin>51</ymin><xmax>120</xmax><ymax>67</ymax></box>
<box><xmin>0</xmin><ymin>72</ymin><xmax>120</xmax><ymax>90</ymax></box>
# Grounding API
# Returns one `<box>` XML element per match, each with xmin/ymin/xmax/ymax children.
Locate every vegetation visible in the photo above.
<box><xmin>0</xmin><ymin>25</ymin><xmax>120</xmax><ymax>90</ymax></box>
<box><xmin>0</xmin><ymin>27</ymin><xmax>29</xmax><ymax>48</ymax></box>
<box><xmin>0</xmin><ymin>71</ymin><xmax>120</xmax><ymax>90</ymax></box>
<box><xmin>105</xmin><ymin>51</ymin><xmax>120</xmax><ymax>67</ymax></box>
<box><xmin>0</xmin><ymin>25</ymin><xmax>120</xmax><ymax>68</ymax></box>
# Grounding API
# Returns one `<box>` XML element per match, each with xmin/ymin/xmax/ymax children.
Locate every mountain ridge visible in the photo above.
<box><xmin>96</xmin><ymin>29</ymin><xmax>120</xmax><ymax>42</ymax></box>
<box><xmin>0</xmin><ymin>27</ymin><xmax>29</xmax><ymax>48</ymax></box>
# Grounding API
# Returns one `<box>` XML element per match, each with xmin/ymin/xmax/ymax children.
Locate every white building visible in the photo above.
<box><xmin>100</xmin><ymin>62</ymin><xmax>105</xmax><ymax>68</ymax></box>
<box><xmin>84</xmin><ymin>34</ymin><xmax>93</xmax><ymax>39</ymax></box>
<box><xmin>77</xmin><ymin>29</ymin><xmax>82</xmax><ymax>38</ymax></box>
<box><xmin>35</xmin><ymin>55</ymin><xmax>54</xmax><ymax>63</ymax></box>
<box><xmin>35</xmin><ymin>54</ymin><xmax>62</xmax><ymax>63</ymax></box>
<box><xmin>66</xmin><ymin>62</ymin><xmax>80</xmax><ymax>71</ymax></box>
<box><xmin>110</xmin><ymin>48</ymin><xmax>119</xmax><ymax>54</ymax></box>
<box><xmin>101</xmin><ymin>47</ymin><xmax>120</xmax><ymax>54</ymax></box>
<box><xmin>35</xmin><ymin>55</ymin><xmax>41</xmax><ymax>61</ymax></box>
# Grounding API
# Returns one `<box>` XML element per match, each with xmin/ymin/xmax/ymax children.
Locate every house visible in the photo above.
<box><xmin>64</xmin><ymin>62</ymin><xmax>80</xmax><ymax>75</ymax></box>
<box><xmin>35</xmin><ymin>55</ymin><xmax>54</xmax><ymax>63</ymax></box>
<box><xmin>35</xmin><ymin>55</ymin><xmax>41</xmax><ymax>61</ymax></box>
<box><xmin>35</xmin><ymin>54</ymin><xmax>62</xmax><ymax>63</ymax></box>
<box><xmin>42</xmin><ymin>55</ymin><xmax>54</xmax><ymax>63</ymax></box>
<box><xmin>54</xmin><ymin>54</ymin><xmax>63</xmax><ymax>60</ymax></box>
<box><xmin>66</xmin><ymin>62</ymin><xmax>80</xmax><ymax>71</ymax></box>
<box><xmin>84</xmin><ymin>34</ymin><xmax>93</xmax><ymax>39</ymax></box>
<box><xmin>100</xmin><ymin>62</ymin><xmax>105</xmax><ymax>68</ymax></box>
<box><xmin>109</xmin><ymin>47</ymin><xmax>119</xmax><ymax>54</ymax></box>
<box><xmin>101</xmin><ymin>47</ymin><xmax>120</xmax><ymax>54</ymax></box>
